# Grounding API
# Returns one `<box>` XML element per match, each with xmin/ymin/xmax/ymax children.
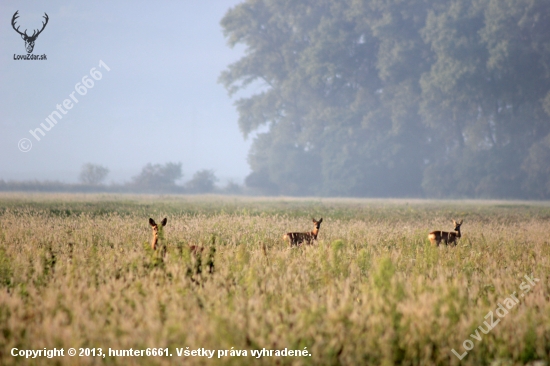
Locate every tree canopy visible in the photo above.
<box><xmin>220</xmin><ymin>0</ymin><xmax>550</xmax><ymax>198</ymax></box>
<box><xmin>185</xmin><ymin>169</ymin><xmax>218</xmax><ymax>194</ymax></box>
<box><xmin>79</xmin><ymin>163</ymin><xmax>109</xmax><ymax>185</ymax></box>
<box><xmin>132</xmin><ymin>162</ymin><xmax>183</xmax><ymax>191</ymax></box>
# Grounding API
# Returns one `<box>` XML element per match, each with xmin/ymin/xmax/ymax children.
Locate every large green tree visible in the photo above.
<box><xmin>420</xmin><ymin>0</ymin><xmax>550</xmax><ymax>197</ymax></box>
<box><xmin>221</xmin><ymin>0</ymin><xmax>550</xmax><ymax>198</ymax></box>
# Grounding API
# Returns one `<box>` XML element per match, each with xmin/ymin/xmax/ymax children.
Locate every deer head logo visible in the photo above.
<box><xmin>12</xmin><ymin>11</ymin><xmax>49</xmax><ymax>54</ymax></box>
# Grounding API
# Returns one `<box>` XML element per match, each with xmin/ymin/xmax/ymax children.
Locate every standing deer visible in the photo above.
<box><xmin>284</xmin><ymin>218</ymin><xmax>323</xmax><ymax>247</ymax></box>
<box><xmin>148</xmin><ymin>218</ymin><xmax>208</xmax><ymax>256</ymax></box>
<box><xmin>12</xmin><ymin>11</ymin><xmax>49</xmax><ymax>53</ymax></box>
<box><xmin>149</xmin><ymin>218</ymin><xmax>167</xmax><ymax>250</ymax></box>
<box><xmin>428</xmin><ymin>220</ymin><xmax>463</xmax><ymax>246</ymax></box>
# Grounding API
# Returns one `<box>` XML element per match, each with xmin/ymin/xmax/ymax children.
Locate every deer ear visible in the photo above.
<box><xmin>149</xmin><ymin>218</ymin><xmax>156</xmax><ymax>227</ymax></box>
<box><xmin>161</xmin><ymin>218</ymin><xmax>167</xmax><ymax>226</ymax></box>
<box><xmin>319</xmin><ymin>218</ymin><xmax>323</xmax><ymax>223</ymax></box>
<box><xmin>312</xmin><ymin>218</ymin><xmax>316</xmax><ymax>222</ymax></box>
<box><xmin>459</xmin><ymin>219</ymin><xmax>463</xmax><ymax>224</ymax></box>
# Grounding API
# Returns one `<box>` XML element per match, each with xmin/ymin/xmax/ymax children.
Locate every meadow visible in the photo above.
<box><xmin>0</xmin><ymin>193</ymin><xmax>549</xmax><ymax>365</ymax></box>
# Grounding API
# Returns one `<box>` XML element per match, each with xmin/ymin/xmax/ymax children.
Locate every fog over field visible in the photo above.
<box><xmin>1</xmin><ymin>1</ymin><xmax>249</xmax><ymax>184</ymax></box>
<box><xmin>2</xmin><ymin>0</ymin><xmax>550</xmax><ymax>198</ymax></box>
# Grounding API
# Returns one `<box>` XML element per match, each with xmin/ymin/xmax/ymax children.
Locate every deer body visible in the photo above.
<box><xmin>429</xmin><ymin>220</ymin><xmax>463</xmax><ymax>246</ymax></box>
<box><xmin>148</xmin><ymin>218</ymin><xmax>207</xmax><ymax>255</ymax></box>
<box><xmin>284</xmin><ymin>218</ymin><xmax>323</xmax><ymax>247</ymax></box>
<box><xmin>148</xmin><ymin>218</ymin><xmax>216</xmax><ymax>280</ymax></box>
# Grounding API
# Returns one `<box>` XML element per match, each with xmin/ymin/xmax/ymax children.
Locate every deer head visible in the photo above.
<box><xmin>312</xmin><ymin>218</ymin><xmax>323</xmax><ymax>229</ymax></box>
<box><xmin>12</xmin><ymin>11</ymin><xmax>49</xmax><ymax>54</ymax></box>
<box><xmin>452</xmin><ymin>219</ymin><xmax>463</xmax><ymax>232</ymax></box>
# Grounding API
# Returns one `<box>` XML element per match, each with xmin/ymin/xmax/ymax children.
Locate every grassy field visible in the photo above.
<box><xmin>0</xmin><ymin>193</ymin><xmax>549</xmax><ymax>365</ymax></box>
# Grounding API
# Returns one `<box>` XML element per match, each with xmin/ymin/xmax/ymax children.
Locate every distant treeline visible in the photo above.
<box><xmin>0</xmin><ymin>163</ymin><xmax>243</xmax><ymax>194</ymax></box>
<box><xmin>0</xmin><ymin>180</ymin><xmax>242</xmax><ymax>195</ymax></box>
<box><xmin>220</xmin><ymin>0</ymin><xmax>550</xmax><ymax>199</ymax></box>
<box><xmin>0</xmin><ymin>180</ymin><xmax>126</xmax><ymax>193</ymax></box>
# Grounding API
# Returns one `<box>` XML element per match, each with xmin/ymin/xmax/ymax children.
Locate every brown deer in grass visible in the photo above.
<box><xmin>284</xmin><ymin>218</ymin><xmax>323</xmax><ymax>247</ymax></box>
<box><xmin>148</xmin><ymin>217</ymin><xmax>205</xmax><ymax>255</ymax></box>
<box><xmin>428</xmin><ymin>219</ymin><xmax>463</xmax><ymax>246</ymax></box>
<box><xmin>149</xmin><ymin>218</ymin><xmax>167</xmax><ymax>250</ymax></box>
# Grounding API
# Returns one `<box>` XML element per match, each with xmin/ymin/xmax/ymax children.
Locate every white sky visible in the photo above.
<box><xmin>0</xmin><ymin>0</ymin><xmax>251</xmax><ymax>185</ymax></box>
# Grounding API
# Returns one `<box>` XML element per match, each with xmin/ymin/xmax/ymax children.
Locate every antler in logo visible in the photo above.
<box><xmin>12</xmin><ymin>10</ymin><xmax>49</xmax><ymax>54</ymax></box>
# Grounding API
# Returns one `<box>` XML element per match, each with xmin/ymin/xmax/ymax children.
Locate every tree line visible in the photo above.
<box><xmin>0</xmin><ymin>163</ymin><xmax>242</xmax><ymax>194</ymax></box>
<box><xmin>220</xmin><ymin>0</ymin><xmax>550</xmax><ymax>198</ymax></box>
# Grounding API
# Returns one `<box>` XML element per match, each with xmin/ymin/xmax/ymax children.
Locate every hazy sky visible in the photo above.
<box><xmin>0</xmin><ymin>0</ymin><xmax>251</xmax><ymax>184</ymax></box>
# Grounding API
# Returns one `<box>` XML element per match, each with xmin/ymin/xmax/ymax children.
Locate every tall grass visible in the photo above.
<box><xmin>0</xmin><ymin>193</ymin><xmax>549</xmax><ymax>365</ymax></box>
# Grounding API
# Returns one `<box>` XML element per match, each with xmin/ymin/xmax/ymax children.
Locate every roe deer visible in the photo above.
<box><xmin>428</xmin><ymin>219</ymin><xmax>463</xmax><ymax>246</ymax></box>
<box><xmin>149</xmin><ymin>218</ymin><xmax>207</xmax><ymax>256</ymax></box>
<box><xmin>284</xmin><ymin>218</ymin><xmax>323</xmax><ymax>247</ymax></box>
<box><xmin>149</xmin><ymin>217</ymin><xmax>167</xmax><ymax>250</ymax></box>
